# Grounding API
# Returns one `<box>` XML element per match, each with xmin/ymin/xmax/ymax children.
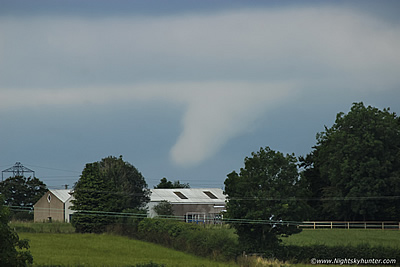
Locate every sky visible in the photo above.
<box><xmin>1</xmin><ymin>0</ymin><xmax>400</xmax><ymax>189</ymax></box>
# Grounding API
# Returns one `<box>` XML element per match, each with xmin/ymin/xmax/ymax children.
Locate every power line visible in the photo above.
<box><xmin>6</xmin><ymin>205</ymin><xmax>303</xmax><ymax>226</ymax></box>
<box><xmin>6</xmin><ymin>203</ymin><xmax>400</xmax><ymax>227</ymax></box>
<box><xmin>24</xmin><ymin>164</ymin><xmax>80</xmax><ymax>174</ymax></box>
<box><xmin>225</xmin><ymin>195</ymin><xmax>400</xmax><ymax>201</ymax></box>
<box><xmin>40</xmin><ymin>175</ymin><xmax>79</xmax><ymax>178</ymax></box>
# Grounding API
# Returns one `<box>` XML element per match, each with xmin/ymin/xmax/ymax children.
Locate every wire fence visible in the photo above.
<box><xmin>298</xmin><ymin>221</ymin><xmax>400</xmax><ymax>230</ymax></box>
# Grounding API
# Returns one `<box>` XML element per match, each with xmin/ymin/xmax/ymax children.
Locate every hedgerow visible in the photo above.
<box><xmin>136</xmin><ymin>218</ymin><xmax>239</xmax><ymax>261</ymax></box>
<box><xmin>107</xmin><ymin>218</ymin><xmax>400</xmax><ymax>264</ymax></box>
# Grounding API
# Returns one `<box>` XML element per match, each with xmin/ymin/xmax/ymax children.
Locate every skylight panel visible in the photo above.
<box><xmin>203</xmin><ymin>191</ymin><xmax>218</xmax><ymax>199</ymax></box>
<box><xmin>174</xmin><ymin>191</ymin><xmax>188</xmax><ymax>199</ymax></box>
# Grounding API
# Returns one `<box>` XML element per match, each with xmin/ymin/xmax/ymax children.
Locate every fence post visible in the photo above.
<box><xmin>313</xmin><ymin>222</ymin><xmax>316</xmax><ymax>230</ymax></box>
<box><xmin>347</xmin><ymin>222</ymin><xmax>349</xmax><ymax>229</ymax></box>
<box><xmin>364</xmin><ymin>222</ymin><xmax>366</xmax><ymax>229</ymax></box>
<box><xmin>331</xmin><ymin>222</ymin><xmax>333</xmax><ymax>229</ymax></box>
<box><xmin>382</xmin><ymin>222</ymin><xmax>384</xmax><ymax>230</ymax></box>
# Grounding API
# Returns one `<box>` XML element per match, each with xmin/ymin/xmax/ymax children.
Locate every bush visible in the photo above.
<box><xmin>107</xmin><ymin>209</ymin><xmax>147</xmax><ymax>238</ymax></box>
<box><xmin>11</xmin><ymin>210</ymin><xmax>33</xmax><ymax>221</ymax></box>
<box><xmin>153</xmin><ymin>201</ymin><xmax>173</xmax><ymax>217</ymax></box>
<box><xmin>136</xmin><ymin>218</ymin><xmax>239</xmax><ymax>261</ymax></box>
<box><xmin>0</xmin><ymin>197</ymin><xmax>33</xmax><ymax>266</ymax></box>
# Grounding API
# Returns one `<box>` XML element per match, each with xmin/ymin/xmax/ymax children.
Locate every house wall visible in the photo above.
<box><xmin>34</xmin><ymin>192</ymin><xmax>65</xmax><ymax>222</ymax></box>
<box><xmin>64</xmin><ymin>197</ymin><xmax>75</xmax><ymax>223</ymax></box>
<box><xmin>172</xmin><ymin>203</ymin><xmax>224</xmax><ymax>217</ymax></box>
<box><xmin>148</xmin><ymin>202</ymin><xmax>225</xmax><ymax>223</ymax></box>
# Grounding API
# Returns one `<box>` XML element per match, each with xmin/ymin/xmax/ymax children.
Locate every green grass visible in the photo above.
<box><xmin>13</xmin><ymin>222</ymin><xmax>399</xmax><ymax>266</ymax></box>
<box><xmin>282</xmin><ymin>229</ymin><xmax>400</xmax><ymax>248</ymax></box>
<box><xmin>19</xmin><ymin>233</ymin><xmax>237</xmax><ymax>267</ymax></box>
<box><xmin>11</xmin><ymin>221</ymin><xmax>75</xmax><ymax>233</ymax></box>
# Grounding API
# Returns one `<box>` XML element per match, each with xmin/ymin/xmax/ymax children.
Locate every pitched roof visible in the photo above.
<box><xmin>150</xmin><ymin>188</ymin><xmax>226</xmax><ymax>204</ymax></box>
<box><xmin>50</xmin><ymin>189</ymin><xmax>73</xmax><ymax>203</ymax></box>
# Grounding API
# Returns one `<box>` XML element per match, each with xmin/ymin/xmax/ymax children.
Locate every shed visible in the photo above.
<box><xmin>148</xmin><ymin>188</ymin><xmax>226</xmax><ymax>223</ymax></box>
<box><xmin>34</xmin><ymin>189</ymin><xmax>75</xmax><ymax>222</ymax></box>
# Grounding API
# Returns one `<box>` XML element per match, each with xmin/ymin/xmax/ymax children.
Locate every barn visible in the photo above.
<box><xmin>147</xmin><ymin>188</ymin><xmax>226</xmax><ymax>223</ymax></box>
<box><xmin>34</xmin><ymin>188</ymin><xmax>226</xmax><ymax>224</ymax></box>
<box><xmin>34</xmin><ymin>189</ymin><xmax>75</xmax><ymax>223</ymax></box>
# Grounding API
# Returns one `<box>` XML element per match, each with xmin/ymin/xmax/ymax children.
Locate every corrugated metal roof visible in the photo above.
<box><xmin>150</xmin><ymin>188</ymin><xmax>226</xmax><ymax>204</ymax></box>
<box><xmin>50</xmin><ymin>189</ymin><xmax>73</xmax><ymax>203</ymax></box>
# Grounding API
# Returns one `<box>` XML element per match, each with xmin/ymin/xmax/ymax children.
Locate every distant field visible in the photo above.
<box><xmin>13</xmin><ymin>222</ymin><xmax>400</xmax><ymax>248</ymax></box>
<box><xmin>11</xmin><ymin>221</ymin><xmax>75</xmax><ymax>233</ymax></box>
<box><xmin>282</xmin><ymin>229</ymin><xmax>400</xmax><ymax>248</ymax></box>
<box><xmin>19</xmin><ymin>233</ymin><xmax>237</xmax><ymax>267</ymax></box>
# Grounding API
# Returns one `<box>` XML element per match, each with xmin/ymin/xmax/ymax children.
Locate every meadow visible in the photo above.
<box><xmin>12</xmin><ymin>222</ymin><xmax>400</xmax><ymax>267</ymax></box>
<box><xmin>11</xmin><ymin>221</ymin><xmax>75</xmax><ymax>234</ymax></box>
<box><xmin>18</xmin><ymin>233</ymin><xmax>237</xmax><ymax>267</ymax></box>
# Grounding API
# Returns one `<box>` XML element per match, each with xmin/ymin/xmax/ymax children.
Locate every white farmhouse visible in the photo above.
<box><xmin>148</xmin><ymin>188</ymin><xmax>226</xmax><ymax>223</ymax></box>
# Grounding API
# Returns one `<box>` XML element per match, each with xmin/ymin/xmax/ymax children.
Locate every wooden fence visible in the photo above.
<box><xmin>298</xmin><ymin>221</ymin><xmax>400</xmax><ymax>230</ymax></box>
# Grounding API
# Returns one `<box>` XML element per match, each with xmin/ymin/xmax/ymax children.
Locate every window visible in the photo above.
<box><xmin>47</xmin><ymin>194</ymin><xmax>51</xmax><ymax>203</ymax></box>
<box><xmin>173</xmin><ymin>191</ymin><xmax>188</xmax><ymax>199</ymax></box>
<box><xmin>203</xmin><ymin>191</ymin><xmax>218</xmax><ymax>199</ymax></box>
<box><xmin>186</xmin><ymin>212</ymin><xmax>205</xmax><ymax>223</ymax></box>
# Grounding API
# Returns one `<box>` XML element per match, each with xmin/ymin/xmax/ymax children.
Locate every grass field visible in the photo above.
<box><xmin>282</xmin><ymin>229</ymin><xmax>400</xmax><ymax>248</ymax></box>
<box><xmin>12</xmin><ymin>222</ymin><xmax>399</xmax><ymax>266</ymax></box>
<box><xmin>19</xmin><ymin>232</ymin><xmax>238</xmax><ymax>267</ymax></box>
<box><xmin>11</xmin><ymin>221</ymin><xmax>75</xmax><ymax>233</ymax></box>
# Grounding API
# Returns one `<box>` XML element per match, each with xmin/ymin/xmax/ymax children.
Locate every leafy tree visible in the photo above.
<box><xmin>224</xmin><ymin>147</ymin><xmax>311</xmax><ymax>253</ymax></box>
<box><xmin>153</xmin><ymin>200</ymin><xmax>174</xmax><ymax>217</ymax></box>
<box><xmin>0</xmin><ymin>195</ymin><xmax>33</xmax><ymax>266</ymax></box>
<box><xmin>154</xmin><ymin>177</ymin><xmax>190</xmax><ymax>189</ymax></box>
<box><xmin>0</xmin><ymin>176</ymin><xmax>47</xmax><ymax>220</ymax></box>
<box><xmin>298</xmin><ymin>153</ymin><xmax>331</xmax><ymax>220</ymax></box>
<box><xmin>309</xmin><ymin>102</ymin><xmax>400</xmax><ymax>220</ymax></box>
<box><xmin>72</xmin><ymin>156</ymin><xmax>150</xmax><ymax>233</ymax></box>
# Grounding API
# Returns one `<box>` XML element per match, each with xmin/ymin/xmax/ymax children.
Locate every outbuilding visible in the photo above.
<box><xmin>34</xmin><ymin>189</ymin><xmax>75</xmax><ymax>222</ymax></box>
<box><xmin>148</xmin><ymin>188</ymin><xmax>226</xmax><ymax>224</ymax></box>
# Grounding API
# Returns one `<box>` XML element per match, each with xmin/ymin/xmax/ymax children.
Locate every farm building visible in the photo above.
<box><xmin>147</xmin><ymin>188</ymin><xmax>226</xmax><ymax>223</ymax></box>
<box><xmin>34</xmin><ymin>188</ymin><xmax>226</xmax><ymax>224</ymax></box>
<box><xmin>34</xmin><ymin>189</ymin><xmax>75</xmax><ymax>223</ymax></box>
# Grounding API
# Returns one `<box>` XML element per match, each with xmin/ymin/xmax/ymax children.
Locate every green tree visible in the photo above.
<box><xmin>309</xmin><ymin>102</ymin><xmax>400</xmax><ymax>220</ymax></box>
<box><xmin>298</xmin><ymin>153</ymin><xmax>331</xmax><ymax>220</ymax></box>
<box><xmin>154</xmin><ymin>177</ymin><xmax>190</xmax><ymax>189</ymax></box>
<box><xmin>224</xmin><ymin>147</ymin><xmax>310</xmax><ymax>253</ymax></box>
<box><xmin>72</xmin><ymin>156</ymin><xmax>150</xmax><ymax>233</ymax></box>
<box><xmin>0</xmin><ymin>176</ymin><xmax>47</xmax><ymax>220</ymax></box>
<box><xmin>0</xmin><ymin>195</ymin><xmax>33</xmax><ymax>266</ymax></box>
<box><xmin>153</xmin><ymin>200</ymin><xmax>174</xmax><ymax>217</ymax></box>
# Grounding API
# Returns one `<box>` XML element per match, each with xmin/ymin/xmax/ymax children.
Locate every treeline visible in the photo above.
<box><xmin>300</xmin><ymin>102</ymin><xmax>400</xmax><ymax>221</ymax></box>
<box><xmin>223</xmin><ymin>102</ymin><xmax>400</xmax><ymax>255</ymax></box>
<box><xmin>0</xmin><ymin>176</ymin><xmax>47</xmax><ymax>221</ymax></box>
